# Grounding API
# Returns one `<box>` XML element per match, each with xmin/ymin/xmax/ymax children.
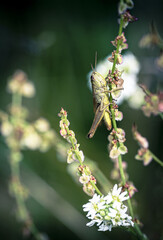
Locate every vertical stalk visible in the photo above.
<box><xmin>9</xmin><ymin>92</ymin><xmax>42</xmax><ymax>240</ymax></box>
<box><xmin>109</xmin><ymin>15</ymin><xmax>148</xmax><ymax>240</ymax></box>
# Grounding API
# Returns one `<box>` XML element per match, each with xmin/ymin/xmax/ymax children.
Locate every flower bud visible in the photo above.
<box><xmin>79</xmin><ymin>173</ymin><xmax>90</xmax><ymax>184</ymax></box>
<box><xmin>78</xmin><ymin>150</ymin><xmax>84</xmax><ymax>163</ymax></box>
<box><xmin>118</xmin><ymin>143</ymin><xmax>128</xmax><ymax>155</ymax></box>
<box><xmin>1</xmin><ymin>121</ymin><xmax>13</xmax><ymax>136</ymax></box>
<box><xmin>125</xmin><ymin>182</ymin><xmax>138</xmax><ymax>198</ymax></box>
<box><xmin>60</xmin><ymin>128</ymin><xmax>67</xmax><ymax>138</ymax></box>
<box><xmin>35</xmin><ymin>118</ymin><xmax>50</xmax><ymax>132</ymax></box>
<box><xmin>135</xmin><ymin>148</ymin><xmax>153</xmax><ymax>166</ymax></box>
<box><xmin>100</xmin><ymin>210</ymin><xmax>106</xmax><ymax>217</ymax></box>
<box><xmin>132</xmin><ymin>124</ymin><xmax>149</xmax><ymax>148</ymax></box>
<box><xmin>116</xmin><ymin>128</ymin><xmax>126</xmax><ymax>142</ymax></box>
<box><xmin>59</xmin><ymin>119</ymin><xmax>70</xmax><ymax>129</ymax></box>
<box><xmin>83</xmin><ymin>182</ymin><xmax>95</xmax><ymax>196</ymax></box>
<box><xmin>114</xmin><ymin>110</ymin><xmax>123</xmax><ymax>121</ymax></box>
<box><xmin>58</xmin><ymin>108</ymin><xmax>67</xmax><ymax>118</ymax></box>
<box><xmin>67</xmin><ymin>149</ymin><xmax>77</xmax><ymax>164</ymax></box>
<box><xmin>110</xmin><ymin>145</ymin><xmax>120</xmax><ymax>159</ymax></box>
<box><xmin>20</xmin><ymin>82</ymin><xmax>35</xmax><ymax>98</ymax></box>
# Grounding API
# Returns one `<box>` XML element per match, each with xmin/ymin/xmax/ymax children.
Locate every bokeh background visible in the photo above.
<box><xmin>0</xmin><ymin>0</ymin><xmax>163</xmax><ymax>239</ymax></box>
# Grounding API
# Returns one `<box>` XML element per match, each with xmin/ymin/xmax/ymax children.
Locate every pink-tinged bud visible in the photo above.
<box><xmin>140</xmin><ymin>85</ymin><xmax>162</xmax><ymax>117</ymax></box>
<box><xmin>59</xmin><ymin>119</ymin><xmax>70</xmax><ymax>128</ymax></box>
<box><xmin>58</xmin><ymin>108</ymin><xmax>67</xmax><ymax>117</ymax></box>
<box><xmin>122</xmin><ymin>11</ymin><xmax>138</xmax><ymax>28</ymax></box>
<box><xmin>117</xmin><ymin>78</ymin><xmax>124</xmax><ymax>88</ymax></box>
<box><xmin>111</xmin><ymin>33</ymin><xmax>128</xmax><ymax>52</ymax></box>
<box><xmin>77</xmin><ymin>165</ymin><xmax>84</xmax><ymax>174</ymax></box>
<box><xmin>108</xmin><ymin>51</ymin><xmax>123</xmax><ymax>65</ymax></box>
<box><xmin>136</xmin><ymin>133</ymin><xmax>148</xmax><ymax>149</ymax></box>
<box><xmin>124</xmin><ymin>182</ymin><xmax>138</xmax><ymax>198</ymax></box>
<box><xmin>90</xmin><ymin>175</ymin><xmax>96</xmax><ymax>184</ymax></box>
<box><xmin>60</xmin><ymin>128</ymin><xmax>67</xmax><ymax>138</ymax></box>
<box><xmin>115</xmin><ymin>110</ymin><xmax>123</xmax><ymax>121</ymax></box>
<box><xmin>132</xmin><ymin>124</ymin><xmax>149</xmax><ymax>148</ymax></box>
<box><xmin>135</xmin><ymin>148</ymin><xmax>153</xmax><ymax>166</ymax></box>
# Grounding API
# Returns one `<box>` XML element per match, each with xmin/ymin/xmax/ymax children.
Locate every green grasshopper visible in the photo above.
<box><xmin>88</xmin><ymin>70</ymin><xmax>123</xmax><ymax>138</ymax></box>
<box><xmin>88</xmin><ymin>71</ymin><xmax>112</xmax><ymax>138</ymax></box>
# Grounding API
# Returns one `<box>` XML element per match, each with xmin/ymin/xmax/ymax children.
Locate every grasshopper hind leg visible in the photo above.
<box><xmin>87</xmin><ymin>105</ymin><xmax>105</xmax><ymax>138</ymax></box>
<box><xmin>103</xmin><ymin>108</ymin><xmax>112</xmax><ymax>131</ymax></box>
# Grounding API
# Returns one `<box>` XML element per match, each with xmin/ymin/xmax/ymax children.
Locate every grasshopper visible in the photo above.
<box><xmin>88</xmin><ymin>69</ymin><xmax>123</xmax><ymax>138</ymax></box>
<box><xmin>87</xmin><ymin>71</ymin><xmax>112</xmax><ymax>138</ymax></box>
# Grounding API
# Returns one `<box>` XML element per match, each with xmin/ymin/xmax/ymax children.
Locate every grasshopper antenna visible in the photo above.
<box><xmin>91</xmin><ymin>63</ymin><xmax>94</xmax><ymax>71</ymax></box>
<box><xmin>90</xmin><ymin>52</ymin><xmax>97</xmax><ymax>72</ymax></box>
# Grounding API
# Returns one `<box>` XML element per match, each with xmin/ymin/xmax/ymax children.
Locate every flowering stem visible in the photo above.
<box><xmin>111</xmin><ymin>16</ymin><xmax>123</xmax><ymax>74</ymax></box>
<box><xmin>64</xmin><ymin>125</ymin><xmax>103</xmax><ymax>196</ymax></box>
<box><xmin>90</xmin><ymin>180</ymin><xmax>103</xmax><ymax>196</ymax></box>
<box><xmin>9</xmin><ymin>93</ymin><xmax>43</xmax><ymax>240</ymax></box>
<box><xmin>148</xmin><ymin>150</ymin><xmax>163</xmax><ymax>167</ymax></box>
<box><xmin>12</xmin><ymin>92</ymin><xmax>22</xmax><ymax>109</ymax></box>
<box><xmin>109</xmin><ymin>14</ymin><xmax>148</xmax><ymax>240</ymax></box>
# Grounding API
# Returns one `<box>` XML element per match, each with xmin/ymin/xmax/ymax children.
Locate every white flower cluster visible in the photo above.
<box><xmin>83</xmin><ymin>184</ymin><xmax>134</xmax><ymax>231</ymax></box>
<box><xmin>0</xmin><ymin>112</ymin><xmax>56</xmax><ymax>154</ymax></box>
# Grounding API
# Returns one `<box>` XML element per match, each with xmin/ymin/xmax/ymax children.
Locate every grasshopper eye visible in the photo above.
<box><xmin>91</xmin><ymin>75</ymin><xmax>94</xmax><ymax>81</ymax></box>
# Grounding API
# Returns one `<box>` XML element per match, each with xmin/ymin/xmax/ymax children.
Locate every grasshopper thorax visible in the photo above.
<box><xmin>91</xmin><ymin>71</ymin><xmax>107</xmax><ymax>89</ymax></box>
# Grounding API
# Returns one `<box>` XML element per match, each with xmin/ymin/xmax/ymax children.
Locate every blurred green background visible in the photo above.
<box><xmin>0</xmin><ymin>0</ymin><xmax>163</xmax><ymax>239</ymax></box>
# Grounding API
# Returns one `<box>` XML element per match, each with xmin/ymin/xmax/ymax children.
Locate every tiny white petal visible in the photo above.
<box><xmin>86</xmin><ymin>220</ymin><xmax>96</xmax><ymax>227</ymax></box>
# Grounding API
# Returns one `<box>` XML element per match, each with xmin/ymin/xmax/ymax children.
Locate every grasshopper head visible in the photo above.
<box><xmin>91</xmin><ymin>71</ymin><xmax>106</xmax><ymax>88</ymax></box>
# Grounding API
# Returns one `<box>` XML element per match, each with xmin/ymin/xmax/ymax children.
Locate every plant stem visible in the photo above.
<box><xmin>109</xmin><ymin>15</ymin><xmax>148</xmax><ymax>240</ymax></box>
<box><xmin>111</xmin><ymin>16</ymin><xmax>123</xmax><ymax>74</ymax></box>
<box><xmin>65</xmin><ymin>126</ymin><xmax>103</xmax><ymax>196</ymax></box>
<box><xmin>90</xmin><ymin>180</ymin><xmax>103</xmax><ymax>196</ymax></box>
<box><xmin>12</xmin><ymin>92</ymin><xmax>22</xmax><ymax>109</ymax></box>
<box><xmin>148</xmin><ymin>150</ymin><xmax>163</xmax><ymax>167</ymax></box>
<box><xmin>9</xmin><ymin>93</ymin><xmax>42</xmax><ymax>240</ymax></box>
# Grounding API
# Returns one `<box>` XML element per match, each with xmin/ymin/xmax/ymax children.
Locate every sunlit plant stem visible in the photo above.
<box><xmin>109</xmin><ymin>16</ymin><xmax>148</xmax><ymax>240</ymax></box>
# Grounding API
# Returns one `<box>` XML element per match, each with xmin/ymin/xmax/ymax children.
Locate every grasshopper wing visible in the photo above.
<box><xmin>87</xmin><ymin>104</ymin><xmax>105</xmax><ymax>138</ymax></box>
